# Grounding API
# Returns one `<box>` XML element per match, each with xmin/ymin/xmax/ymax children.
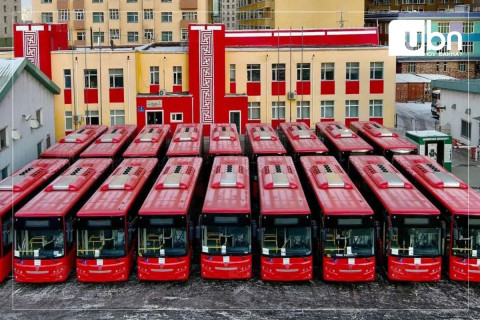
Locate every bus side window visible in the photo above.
<box><xmin>1</xmin><ymin>215</ymin><xmax>12</xmax><ymax>255</ymax></box>
<box><xmin>65</xmin><ymin>215</ymin><xmax>74</xmax><ymax>251</ymax></box>
<box><xmin>128</xmin><ymin>217</ymin><xmax>137</xmax><ymax>246</ymax></box>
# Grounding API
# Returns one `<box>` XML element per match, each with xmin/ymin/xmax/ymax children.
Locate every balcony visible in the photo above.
<box><xmin>57</xmin><ymin>0</ymin><xmax>68</xmax><ymax>10</ymax></box>
<box><xmin>180</xmin><ymin>0</ymin><xmax>197</xmax><ymax>10</ymax></box>
<box><xmin>73</xmin><ymin>0</ymin><xmax>85</xmax><ymax>10</ymax></box>
<box><xmin>73</xmin><ymin>20</ymin><xmax>85</xmax><ymax>30</ymax></box>
<box><xmin>180</xmin><ymin>19</ymin><xmax>197</xmax><ymax>29</ymax></box>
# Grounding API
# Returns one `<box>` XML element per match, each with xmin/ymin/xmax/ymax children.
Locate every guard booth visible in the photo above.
<box><xmin>406</xmin><ymin>130</ymin><xmax>452</xmax><ymax>171</ymax></box>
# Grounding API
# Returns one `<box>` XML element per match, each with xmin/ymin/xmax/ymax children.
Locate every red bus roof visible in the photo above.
<box><xmin>80</xmin><ymin>125</ymin><xmax>137</xmax><ymax>158</ymax></box>
<box><xmin>245</xmin><ymin>123</ymin><xmax>286</xmax><ymax>155</ymax></box>
<box><xmin>316</xmin><ymin>121</ymin><xmax>373</xmax><ymax>152</ymax></box>
<box><xmin>40</xmin><ymin>125</ymin><xmax>108</xmax><ymax>159</ymax></box>
<box><xmin>279</xmin><ymin>122</ymin><xmax>328</xmax><ymax>154</ymax></box>
<box><xmin>202</xmin><ymin>156</ymin><xmax>250</xmax><ymax>214</ymax></box>
<box><xmin>349</xmin><ymin>155</ymin><xmax>439</xmax><ymax>216</ymax></box>
<box><xmin>77</xmin><ymin>158</ymin><xmax>157</xmax><ymax>217</ymax></box>
<box><xmin>123</xmin><ymin>124</ymin><xmax>171</xmax><ymax>158</ymax></box>
<box><xmin>350</xmin><ymin>121</ymin><xmax>417</xmax><ymax>152</ymax></box>
<box><xmin>0</xmin><ymin>159</ymin><xmax>69</xmax><ymax>217</ymax></box>
<box><xmin>300</xmin><ymin>156</ymin><xmax>373</xmax><ymax>216</ymax></box>
<box><xmin>166</xmin><ymin>123</ymin><xmax>203</xmax><ymax>157</ymax></box>
<box><xmin>257</xmin><ymin>156</ymin><xmax>310</xmax><ymax>215</ymax></box>
<box><xmin>209</xmin><ymin>123</ymin><xmax>242</xmax><ymax>155</ymax></box>
<box><xmin>393</xmin><ymin>155</ymin><xmax>480</xmax><ymax>216</ymax></box>
<box><xmin>15</xmin><ymin>159</ymin><xmax>112</xmax><ymax>218</ymax></box>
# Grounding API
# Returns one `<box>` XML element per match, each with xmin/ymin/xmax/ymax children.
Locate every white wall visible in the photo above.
<box><xmin>0</xmin><ymin>70</ymin><xmax>56</xmax><ymax>176</ymax></box>
<box><xmin>439</xmin><ymin>89</ymin><xmax>480</xmax><ymax>146</ymax></box>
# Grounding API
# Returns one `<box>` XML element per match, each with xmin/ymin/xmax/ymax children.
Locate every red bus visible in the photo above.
<box><xmin>198</xmin><ymin>156</ymin><xmax>252</xmax><ymax>279</ymax></box>
<box><xmin>393</xmin><ymin>155</ymin><xmax>480</xmax><ymax>281</ymax></box>
<box><xmin>137</xmin><ymin>157</ymin><xmax>203</xmax><ymax>281</ymax></box>
<box><xmin>41</xmin><ymin>125</ymin><xmax>108</xmax><ymax>163</ymax></box>
<box><xmin>13</xmin><ymin>159</ymin><xmax>112</xmax><ymax>283</ymax></box>
<box><xmin>123</xmin><ymin>124</ymin><xmax>171</xmax><ymax>159</ymax></box>
<box><xmin>166</xmin><ymin>123</ymin><xmax>203</xmax><ymax>158</ymax></box>
<box><xmin>76</xmin><ymin>158</ymin><xmax>157</xmax><ymax>282</ymax></box>
<box><xmin>208</xmin><ymin>123</ymin><xmax>242</xmax><ymax>158</ymax></box>
<box><xmin>257</xmin><ymin>156</ymin><xmax>314</xmax><ymax>281</ymax></box>
<box><xmin>349</xmin><ymin>155</ymin><xmax>443</xmax><ymax>281</ymax></box>
<box><xmin>300</xmin><ymin>156</ymin><xmax>376</xmax><ymax>282</ymax></box>
<box><xmin>278</xmin><ymin>122</ymin><xmax>328</xmax><ymax>162</ymax></box>
<box><xmin>0</xmin><ymin>159</ymin><xmax>69</xmax><ymax>282</ymax></box>
<box><xmin>316</xmin><ymin>121</ymin><xmax>373</xmax><ymax>167</ymax></box>
<box><xmin>80</xmin><ymin>125</ymin><xmax>137</xmax><ymax>163</ymax></box>
<box><xmin>245</xmin><ymin>123</ymin><xmax>286</xmax><ymax>162</ymax></box>
<box><xmin>349</xmin><ymin>121</ymin><xmax>417</xmax><ymax>161</ymax></box>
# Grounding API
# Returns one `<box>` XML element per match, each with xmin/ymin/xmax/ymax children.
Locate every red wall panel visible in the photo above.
<box><xmin>230</xmin><ymin>83</ymin><xmax>236</xmax><ymax>94</ymax></box>
<box><xmin>321</xmin><ymin>81</ymin><xmax>335</xmax><ymax>95</ymax></box>
<box><xmin>109</xmin><ymin>88</ymin><xmax>124</xmax><ymax>103</ymax></box>
<box><xmin>370</xmin><ymin>80</ymin><xmax>384</xmax><ymax>94</ymax></box>
<box><xmin>64</xmin><ymin>89</ymin><xmax>72</xmax><ymax>104</ymax></box>
<box><xmin>272</xmin><ymin>81</ymin><xmax>286</xmax><ymax>96</ymax></box>
<box><xmin>173</xmin><ymin>85</ymin><xmax>182</xmax><ymax>93</ymax></box>
<box><xmin>345</xmin><ymin>81</ymin><xmax>360</xmax><ymax>95</ymax></box>
<box><xmin>296</xmin><ymin>81</ymin><xmax>311</xmax><ymax>96</ymax></box>
<box><xmin>247</xmin><ymin>82</ymin><xmax>261</xmax><ymax>96</ymax></box>
<box><xmin>344</xmin><ymin>117</ymin><xmax>359</xmax><ymax>128</ymax></box>
<box><xmin>369</xmin><ymin>117</ymin><xmax>383</xmax><ymax>125</ymax></box>
<box><xmin>150</xmin><ymin>85</ymin><xmax>160</xmax><ymax>94</ymax></box>
<box><xmin>84</xmin><ymin>89</ymin><xmax>98</xmax><ymax>104</ymax></box>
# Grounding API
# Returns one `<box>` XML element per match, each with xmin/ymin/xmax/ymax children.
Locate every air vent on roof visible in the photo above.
<box><xmin>46</xmin><ymin>167</ymin><xmax>96</xmax><ymax>191</ymax></box>
<box><xmin>173</xmin><ymin>126</ymin><xmax>199</xmax><ymax>142</ymax></box>
<box><xmin>60</xmin><ymin>129</ymin><xmax>94</xmax><ymax>143</ymax></box>
<box><xmin>101</xmin><ymin>166</ymin><xmax>145</xmax><ymax>190</ymax></box>
<box><xmin>288</xmin><ymin>125</ymin><xmax>315</xmax><ymax>140</ymax></box>
<box><xmin>413</xmin><ymin>163</ymin><xmax>467</xmax><ymax>189</ymax></box>
<box><xmin>252</xmin><ymin>126</ymin><xmax>277</xmax><ymax>141</ymax></box>
<box><xmin>364</xmin><ymin>123</ymin><xmax>397</xmax><ymax>137</ymax></box>
<box><xmin>311</xmin><ymin>164</ymin><xmax>352</xmax><ymax>189</ymax></box>
<box><xmin>136</xmin><ymin>128</ymin><xmax>161</xmax><ymax>143</ymax></box>
<box><xmin>211</xmin><ymin>164</ymin><xmax>245</xmax><ymax>188</ymax></box>
<box><xmin>0</xmin><ymin>167</ymin><xmax>47</xmax><ymax>192</ymax></box>
<box><xmin>213</xmin><ymin>126</ymin><xmax>236</xmax><ymax>141</ymax></box>
<box><xmin>263</xmin><ymin>164</ymin><xmax>297</xmax><ymax>189</ymax></box>
<box><xmin>327</xmin><ymin>124</ymin><xmax>357</xmax><ymax>138</ymax></box>
<box><xmin>156</xmin><ymin>165</ymin><xmax>195</xmax><ymax>189</ymax></box>
<box><xmin>364</xmin><ymin>164</ymin><xmax>412</xmax><ymax>189</ymax></box>
<box><xmin>97</xmin><ymin>128</ymin><xmax>126</xmax><ymax>143</ymax></box>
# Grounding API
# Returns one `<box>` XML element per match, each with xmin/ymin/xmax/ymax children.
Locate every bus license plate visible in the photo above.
<box><xmin>34</xmin><ymin>260</ymin><xmax>41</xmax><ymax>266</ymax></box>
<box><xmin>97</xmin><ymin>259</ymin><xmax>103</xmax><ymax>266</ymax></box>
<box><xmin>283</xmin><ymin>258</ymin><xmax>290</xmax><ymax>265</ymax></box>
<box><xmin>159</xmin><ymin>258</ymin><xmax>165</xmax><ymax>265</ymax></box>
<box><xmin>348</xmin><ymin>258</ymin><xmax>355</xmax><ymax>265</ymax></box>
<box><xmin>223</xmin><ymin>256</ymin><xmax>230</xmax><ymax>263</ymax></box>
<box><xmin>414</xmin><ymin>258</ymin><xmax>421</xmax><ymax>265</ymax></box>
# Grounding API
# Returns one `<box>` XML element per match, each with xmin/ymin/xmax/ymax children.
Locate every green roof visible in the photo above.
<box><xmin>0</xmin><ymin>58</ymin><xmax>60</xmax><ymax>105</ymax></box>
<box><xmin>431</xmin><ymin>79</ymin><xmax>480</xmax><ymax>95</ymax></box>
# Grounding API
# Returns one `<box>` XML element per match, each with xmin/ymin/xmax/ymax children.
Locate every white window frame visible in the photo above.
<box><xmin>161</xmin><ymin>31</ymin><xmax>172</xmax><ymax>42</ymax></box>
<box><xmin>110</xmin><ymin>29</ymin><xmax>120</xmax><ymax>40</ymax></box>
<box><xmin>369</xmin><ymin>100</ymin><xmax>383</xmax><ymax>118</ymax></box>
<box><xmin>144</xmin><ymin>9</ymin><xmax>154</xmax><ymax>20</ymax></box>
<box><xmin>170</xmin><ymin>113</ymin><xmax>184</xmax><ymax>123</ymax></box>
<box><xmin>74</xmin><ymin>9</ymin><xmax>84</xmax><ymax>21</ymax></box>
<box><xmin>272</xmin><ymin>101</ymin><xmax>285</xmax><ymax>120</ymax></box>
<box><xmin>370</xmin><ymin>62</ymin><xmax>384</xmax><ymax>80</ymax></box>
<box><xmin>346</xmin><ymin>62</ymin><xmax>359</xmax><ymax>80</ymax></box>
<box><xmin>110</xmin><ymin>110</ymin><xmax>125</xmax><ymax>125</ymax></box>
<box><xmin>150</xmin><ymin>66</ymin><xmax>159</xmax><ymax>85</ymax></box>
<box><xmin>321</xmin><ymin>63</ymin><xmax>335</xmax><ymax>81</ymax></box>
<box><xmin>296</xmin><ymin>101</ymin><xmax>310</xmax><ymax>119</ymax></box>
<box><xmin>345</xmin><ymin>100</ymin><xmax>359</xmax><ymax>118</ymax></box>
<box><xmin>127</xmin><ymin>12</ymin><xmax>139</xmax><ymax>23</ymax></box>
<box><xmin>65</xmin><ymin>112</ymin><xmax>73</xmax><ymax>131</ymax></box>
<box><xmin>161</xmin><ymin>12</ymin><xmax>173</xmax><ymax>23</ymax></box>
<box><xmin>58</xmin><ymin>9</ymin><xmax>69</xmax><ymax>21</ymax></box>
<box><xmin>109</xmin><ymin>9</ymin><xmax>119</xmax><ymax>20</ymax></box>
<box><xmin>85</xmin><ymin>110</ymin><xmax>99</xmax><ymax>125</ymax></box>
<box><xmin>321</xmin><ymin>101</ymin><xmax>335</xmax><ymax>119</ymax></box>
<box><xmin>247</xmin><ymin>64</ymin><xmax>261</xmax><ymax>82</ymax></box>
<box><xmin>173</xmin><ymin>66</ymin><xmax>182</xmax><ymax>85</ymax></box>
<box><xmin>248</xmin><ymin>102</ymin><xmax>261</xmax><ymax>120</ymax></box>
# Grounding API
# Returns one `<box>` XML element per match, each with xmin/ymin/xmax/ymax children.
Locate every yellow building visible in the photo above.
<box><xmin>32</xmin><ymin>0</ymin><xmax>208</xmax><ymax>46</ymax></box>
<box><xmin>236</xmin><ymin>0</ymin><xmax>365</xmax><ymax>30</ymax></box>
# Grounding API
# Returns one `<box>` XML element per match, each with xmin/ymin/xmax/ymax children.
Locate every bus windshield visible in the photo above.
<box><xmin>138</xmin><ymin>216</ymin><xmax>187</xmax><ymax>257</ymax></box>
<box><xmin>77</xmin><ymin>218</ymin><xmax>126</xmax><ymax>258</ymax></box>
<box><xmin>390</xmin><ymin>227</ymin><xmax>441</xmax><ymax>257</ymax></box>
<box><xmin>201</xmin><ymin>214</ymin><xmax>251</xmax><ymax>255</ymax></box>
<box><xmin>14</xmin><ymin>217</ymin><xmax>64</xmax><ymax>259</ymax></box>
<box><xmin>262</xmin><ymin>226</ymin><xmax>312</xmax><ymax>257</ymax></box>
<box><xmin>452</xmin><ymin>216</ymin><xmax>480</xmax><ymax>258</ymax></box>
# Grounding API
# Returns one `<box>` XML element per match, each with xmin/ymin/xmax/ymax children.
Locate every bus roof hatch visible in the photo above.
<box><xmin>156</xmin><ymin>165</ymin><xmax>194</xmax><ymax>189</ymax></box>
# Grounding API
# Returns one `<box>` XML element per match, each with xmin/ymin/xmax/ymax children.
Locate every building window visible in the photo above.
<box><xmin>369</xmin><ymin>100</ymin><xmax>383</xmax><ymax>118</ymax></box>
<box><xmin>181</xmin><ymin>29</ymin><xmax>188</xmax><ymax>41</ymax></box>
<box><xmin>85</xmin><ymin>110</ymin><xmax>99</xmax><ymax>125</ymax></box>
<box><xmin>182</xmin><ymin>12</ymin><xmax>197</xmax><ymax>20</ymax></box>
<box><xmin>296</xmin><ymin>101</ymin><xmax>310</xmax><ymax>119</ymax></box>
<box><xmin>92</xmin><ymin>32</ymin><xmax>104</xmax><ymax>44</ymax></box>
<box><xmin>58</xmin><ymin>9</ymin><xmax>69</xmax><ymax>21</ymax></box>
<box><xmin>170</xmin><ymin>113</ymin><xmax>183</xmax><ymax>123</ymax></box>
<box><xmin>462</xmin><ymin>42</ymin><xmax>474</xmax><ymax>53</ymax></box>
<box><xmin>458</xmin><ymin>62</ymin><xmax>467</xmax><ymax>72</ymax></box>
<box><xmin>0</xmin><ymin>127</ymin><xmax>6</xmax><ymax>150</ymax></box>
<box><xmin>346</xmin><ymin>62</ymin><xmax>359</xmax><ymax>80</ymax></box>
<box><xmin>127</xmin><ymin>12</ymin><xmax>138</xmax><ymax>23</ymax></box>
<box><xmin>77</xmin><ymin>32</ymin><xmax>85</xmax><ymax>41</ymax></box>
<box><xmin>463</xmin><ymin>22</ymin><xmax>474</xmax><ymax>34</ymax></box>
<box><xmin>230</xmin><ymin>64</ymin><xmax>236</xmax><ymax>82</ymax></box>
<box><xmin>321</xmin><ymin>63</ymin><xmax>335</xmax><ymax>81</ymax></box>
<box><xmin>144</xmin><ymin>9</ymin><xmax>154</xmax><ymax>20</ymax></box>
<box><xmin>438</xmin><ymin>23</ymin><xmax>450</xmax><ymax>34</ymax></box>
<box><xmin>248</xmin><ymin>102</ymin><xmax>261</xmax><ymax>120</ymax></box>
<box><xmin>1</xmin><ymin>166</ymin><xmax>9</xmax><ymax>180</ymax></box>
<box><xmin>64</xmin><ymin>69</ymin><xmax>71</xmax><ymax>89</ymax></box>
<box><xmin>408</xmin><ymin>62</ymin><xmax>416</xmax><ymax>73</ymax></box>
<box><xmin>144</xmin><ymin>29</ymin><xmax>154</xmax><ymax>41</ymax></box>
<box><xmin>461</xmin><ymin>120</ymin><xmax>471</xmax><ymax>140</ymax></box>
<box><xmin>36</xmin><ymin>109</ymin><xmax>42</xmax><ymax>126</ymax></box>
<box><xmin>345</xmin><ymin>100</ymin><xmax>359</xmax><ymax>118</ymax></box>
<box><xmin>150</xmin><ymin>66</ymin><xmax>159</xmax><ymax>85</ymax></box>
<box><xmin>41</xmin><ymin>0</ymin><xmax>52</xmax><ymax>3</ymax></box>
<box><xmin>370</xmin><ymin>62</ymin><xmax>384</xmax><ymax>80</ymax></box>
<box><xmin>161</xmin><ymin>0</ymin><xmax>172</xmax><ymax>2</ymax></box>
<box><xmin>247</xmin><ymin>64</ymin><xmax>261</xmax><ymax>82</ymax></box>
<box><xmin>444</xmin><ymin>62</ymin><xmax>448</xmax><ymax>72</ymax></box>
<box><xmin>272</xmin><ymin>101</ymin><xmax>286</xmax><ymax>120</ymax></box>
<box><xmin>110</xmin><ymin>110</ymin><xmax>125</xmax><ymax>125</ymax></box>
<box><xmin>436</xmin><ymin>62</ymin><xmax>440</xmax><ymax>72</ymax></box>
<box><xmin>127</xmin><ymin>0</ymin><xmax>138</xmax><ymax>2</ymax></box>
<box><xmin>321</xmin><ymin>101</ymin><xmax>334</xmax><ymax>119</ymax></box>
<box><xmin>161</xmin><ymin>31</ymin><xmax>172</xmax><ymax>42</ymax></box>
<box><xmin>41</xmin><ymin>12</ymin><xmax>53</xmax><ymax>23</ymax></box>
<box><xmin>173</xmin><ymin>66</ymin><xmax>182</xmax><ymax>85</ymax></box>
<box><xmin>65</xmin><ymin>111</ymin><xmax>73</xmax><ymax>131</ymax></box>
<box><xmin>92</xmin><ymin>12</ymin><xmax>104</xmax><ymax>23</ymax></box>
<box><xmin>110</xmin><ymin>29</ymin><xmax>120</xmax><ymax>40</ymax></box>
<box><xmin>109</xmin><ymin>69</ymin><xmax>124</xmax><ymax>88</ymax></box>
<box><xmin>74</xmin><ymin>9</ymin><xmax>84</xmax><ymax>20</ymax></box>
<box><xmin>272</xmin><ymin>63</ymin><xmax>285</xmax><ymax>82</ymax></box>
<box><xmin>109</xmin><ymin>9</ymin><xmax>119</xmax><ymax>20</ymax></box>
<box><xmin>161</xmin><ymin>12</ymin><xmax>173</xmax><ymax>22</ymax></box>
<box><xmin>37</xmin><ymin>141</ymin><xmax>43</xmax><ymax>158</ymax></box>
<box><xmin>296</xmin><ymin>63</ymin><xmax>310</xmax><ymax>81</ymax></box>
<box><xmin>84</xmin><ymin>69</ymin><xmax>98</xmax><ymax>89</ymax></box>
<box><xmin>127</xmin><ymin>32</ymin><xmax>139</xmax><ymax>42</ymax></box>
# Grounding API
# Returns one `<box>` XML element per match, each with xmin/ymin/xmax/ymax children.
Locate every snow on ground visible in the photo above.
<box><xmin>395</xmin><ymin>102</ymin><xmax>432</xmax><ymax>119</ymax></box>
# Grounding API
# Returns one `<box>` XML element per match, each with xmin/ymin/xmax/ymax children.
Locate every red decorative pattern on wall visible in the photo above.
<box><xmin>199</xmin><ymin>30</ymin><xmax>214</xmax><ymax>124</ymax></box>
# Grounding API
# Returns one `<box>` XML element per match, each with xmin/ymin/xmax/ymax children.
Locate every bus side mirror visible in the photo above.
<box><xmin>257</xmin><ymin>228</ymin><xmax>264</xmax><ymax>240</ymax></box>
<box><xmin>321</xmin><ymin>230</ymin><xmax>326</xmax><ymax>243</ymax></box>
<box><xmin>311</xmin><ymin>220</ymin><xmax>318</xmax><ymax>238</ymax></box>
<box><xmin>188</xmin><ymin>221</ymin><xmax>194</xmax><ymax>240</ymax></box>
<box><xmin>251</xmin><ymin>220</ymin><xmax>257</xmax><ymax>240</ymax></box>
<box><xmin>453</xmin><ymin>228</ymin><xmax>459</xmax><ymax>241</ymax></box>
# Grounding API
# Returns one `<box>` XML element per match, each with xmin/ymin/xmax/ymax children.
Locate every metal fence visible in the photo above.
<box><xmin>395</xmin><ymin>113</ymin><xmax>451</xmax><ymax>134</ymax></box>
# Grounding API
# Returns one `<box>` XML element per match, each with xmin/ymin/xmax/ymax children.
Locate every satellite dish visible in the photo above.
<box><xmin>29</xmin><ymin>119</ymin><xmax>40</xmax><ymax>129</ymax></box>
<box><xmin>11</xmin><ymin>129</ymin><xmax>22</xmax><ymax>140</ymax></box>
